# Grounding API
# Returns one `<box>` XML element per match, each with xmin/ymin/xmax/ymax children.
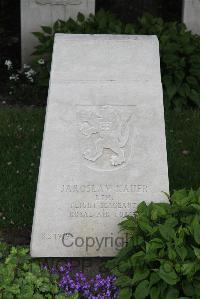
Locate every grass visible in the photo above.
<box><xmin>0</xmin><ymin>107</ymin><xmax>199</xmax><ymax>228</ymax></box>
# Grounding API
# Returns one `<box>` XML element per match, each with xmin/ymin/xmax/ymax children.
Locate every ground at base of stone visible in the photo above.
<box><xmin>0</xmin><ymin>228</ymin><xmax>110</xmax><ymax>275</ymax></box>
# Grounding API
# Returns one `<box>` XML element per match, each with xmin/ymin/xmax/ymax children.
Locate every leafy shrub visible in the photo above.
<box><xmin>3</xmin><ymin>59</ymin><xmax>48</xmax><ymax>106</ymax></box>
<box><xmin>106</xmin><ymin>188</ymin><xmax>200</xmax><ymax>299</ymax></box>
<box><xmin>31</xmin><ymin>11</ymin><xmax>200</xmax><ymax>110</ymax></box>
<box><xmin>135</xmin><ymin>14</ymin><xmax>200</xmax><ymax>110</ymax></box>
<box><xmin>0</xmin><ymin>242</ymin><xmax>117</xmax><ymax>298</ymax></box>
<box><xmin>0</xmin><ymin>242</ymin><xmax>75</xmax><ymax>298</ymax></box>
<box><xmin>3</xmin><ymin>11</ymin><xmax>200</xmax><ymax>109</ymax></box>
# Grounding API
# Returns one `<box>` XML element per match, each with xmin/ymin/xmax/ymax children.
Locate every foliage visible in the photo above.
<box><xmin>0</xmin><ymin>242</ymin><xmax>73</xmax><ymax>298</ymax></box>
<box><xmin>0</xmin><ymin>242</ymin><xmax>117</xmax><ymax>298</ymax></box>
<box><xmin>3</xmin><ymin>11</ymin><xmax>200</xmax><ymax>108</ymax></box>
<box><xmin>3</xmin><ymin>59</ymin><xmax>48</xmax><ymax>106</ymax></box>
<box><xmin>106</xmin><ymin>188</ymin><xmax>200</xmax><ymax>298</ymax></box>
<box><xmin>135</xmin><ymin>14</ymin><xmax>200</xmax><ymax>110</ymax></box>
<box><xmin>30</xmin><ymin>11</ymin><xmax>200</xmax><ymax>110</ymax></box>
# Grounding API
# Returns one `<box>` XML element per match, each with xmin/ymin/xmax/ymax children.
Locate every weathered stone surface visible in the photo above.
<box><xmin>183</xmin><ymin>0</ymin><xmax>200</xmax><ymax>35</ymax></box>
<box><xmin>31</xmin><ymin>34</ymin><xmax>169</xmax><ymax>257</ymax></box>
<box><xmin>20</xmin><ymin>0</ymin><xmax>95</xmax><ymax>63</ymax></box>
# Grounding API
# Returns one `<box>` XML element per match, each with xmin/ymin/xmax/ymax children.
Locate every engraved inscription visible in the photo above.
<box><xmin>60</xmin><ymin>184</ymin><xmax>148</xmax><ymax>193</ymax></box>
<box><xmin>77</xmin><ymin>105</ymin><xmax>134</xmax><ymax>171</ymax></box>
<box><xmin>60</xmin><ymin>183</ymin><xmax>149</xmax><ymax>218</ymax></box>
<box><xmin>35</xmin><ymin>0</ymin><xmax>82</xmax><ymax>5</ymax></box>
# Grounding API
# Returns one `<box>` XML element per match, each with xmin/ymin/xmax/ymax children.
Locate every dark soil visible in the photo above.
<box><xmin>0</xmin><ymin>228</ymin><xmax>31</xmax><ymax>246</ymax></box>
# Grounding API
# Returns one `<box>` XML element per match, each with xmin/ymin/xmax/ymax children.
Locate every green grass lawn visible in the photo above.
<box><xmin>0</xmin><ymin>107</ymin><xmax>199</xmax><ymax>228</ymax></box>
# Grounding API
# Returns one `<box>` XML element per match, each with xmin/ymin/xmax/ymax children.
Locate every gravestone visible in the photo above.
<box><xmin>20</xmin><ymin>0</ymin><xmax>95</xmax><ymax>63</ymax></box>
<box><xmin>31</xmin><ymin>34</ymin><xmax>169</xmax><ymax>257</ymax></box>
<box><xmin>183</xmin><ymin>0</ymin><xmax>200</xmax><ymax>35</ymax></box>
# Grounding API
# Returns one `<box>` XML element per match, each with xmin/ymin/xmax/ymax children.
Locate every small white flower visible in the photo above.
<box><xmin>25</xmin><ymin>68</ymin><xmax>36</xmax><ymax>82</ymax></box>
<box><xmin>38</xmin><ymin>58</ymin><xmax>45</xmax><ymax>65</ymax></box>
<box><xmin>23</xmin><ymin>64</ymin><xmax>30</xmax><ymax>69</ymax></box>
<box><xmin>28</xmin><ymin>77</ymin><xmax>34</xmax><ymax>83</ymax></box>
<box><xmin>9</xmin><ymin>74</ymin><xmax>19</xmax><ymax>81</ymax></box>
<box><xmin>5</xmin><ymin>60</ymin><xmax>12</xmax><ymax>70</ymax></box>
<box><xmin>25</xmin><ymin>69</ymin><xmax>36</xmax><ymax>77</ymax></box>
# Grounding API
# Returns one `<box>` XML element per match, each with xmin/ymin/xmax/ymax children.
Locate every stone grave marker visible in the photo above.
<box><xmin>183</xmin><ymin>0</ymin><xmax>200</xmax><ymax>35</ymax></box>
<box><xmin>31</xmin><ymin>34</ymin><xmax>169</xmax><ymax>257</ymax></box>
<box><xmin>21</xmin><ymin>0</ymin><xmax>95</xmax><ymax>63</ymax></box>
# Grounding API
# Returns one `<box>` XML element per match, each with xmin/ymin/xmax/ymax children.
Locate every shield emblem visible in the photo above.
<box><xmin>76</xmin><ymin>105</ymin><xmax>135</xmax><ymax>171</ymax></box>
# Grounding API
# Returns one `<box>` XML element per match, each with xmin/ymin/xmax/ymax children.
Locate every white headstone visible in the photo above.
<box><xmin>31</xmin><ymin>34</ymin><xmax>169</xmax><ymax>257</ymax></box>
<box><xmin>183</xmin><ymin>0</ymin><xmax>200</xmax><ymax>35</ymax></box>
<box><xmin>20</xmin><ymin>0</ymin><xmax>95</xmax><ymax>63</ymax></box>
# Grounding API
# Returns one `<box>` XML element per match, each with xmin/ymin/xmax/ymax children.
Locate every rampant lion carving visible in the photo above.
<box><xmin>35</xmin><ymin>0</ymin><xmax>82</xmax><ymax>5</ymax></box>
<box><xmin>79</xmin><ymin>106</ymin><xmax>132</xmax><ymax>166</ymax></box>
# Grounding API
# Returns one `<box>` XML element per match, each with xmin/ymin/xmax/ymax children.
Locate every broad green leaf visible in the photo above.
<box><xmin>158</xmin><ymin>263</ymin><xmax>179</xmax><ymax>285</ymax></box>
<box><xmin>146</xmin><ymin>238</ymin><xmax>164</xmax><ymax>252</ymax></box>
<box><xmin>68</xmin><ymin>294</ymin><xmax>79</xmax><ymax>299</ymax></box>
<box><xmin>118</xmin><ymin>287</ymin><xmax>132</xmax><ymax>299</ymax></box>
<box><xmin>132</xmin><ymin>268</ymin><xmax>150</xmax><ymax>285</ymax></box>
<box><xmin>124</xmin><ymin>23</ymin><xmax>135</xmax><ymax>34</ymax></box>
<box><xmin>149</xmin><ymin>272</ymin><xmax>160</xmax><ymax>288</ymax></box>
<box><xmin>151</xmin><ymin>204</ymin><xmax>167</xmax><ymax>220</ymax></box>
<box><xmin>166</xmin><ymin>83</ymin><xmax>177</xmax><ymax>100</ymax></box>
<box><xmin>189</xmin><ymin>89</ymin><xmax>200</xmax><ymax>107</ymax></box>
<box><xmin>191</xmin><ymin>204</ymin><xmax>200</xmax><ymax>213</ymax></box>
<box><xmin>171</xmin><ymin>189</ymin><xmax>188</xmax><ymax>205</ymax></box>
<box><xmin>168</xmin><ymin>244</ymin><xmax>177</xmax><ymax>261</ymax></box>
<box><xmin>116</xmin><ymin>275</ymin><xmax>132</xmax><ymax>287</ymax></box>
<box><xmin>181</xmin><ymin>262</ymin><xmax>195</xmax><ymax>275</ymax></box>
<box><xmin>193</xmin><ymin>246</ymin><xmax>200</xmax><ymax>259</ymax></box>
<box><xmin>138</xmin><ymin>220</ymin><xmax>153</xmax><ymax>234</ymax></box>
<box><xmin>32</xmin><ymin>294</ymin><xmax>44</xmax><ymax>299</ymax></box>
<box><xmin>175</xmin><ymin>246</ymin><xmax>187</xmax><ymax>261</ymax></box>
<box><xmin>77</xmin><ymin>12</ymin><xmax>85</xmax><ymax>23</ymax></box>
<box><xmin>191</xmin><ymin>215</ymin><xmax>200</xmax><ymax>244</ymax></box>
<box><xmin>32</xmin><ymin>32</ymin><xmax>48</xmax><ymax>43</ymax></box>
<box><xmin>137</xmin><ymin>202</ymin><xmax>148</xmax><ymax>215</ymax></box>
<box><xmin>182</xmin><ymin>280</ymin><xmax>195</xmax><ymax>296</ymax></box>
<box><xmin>193</xmin><ymin>280</ymin><xmax>200</xmax><ymax>296</ymax></box>
<box><xmin>166</xmin><ymin>287</ymin><xmax>179</xmax><ymax>299</ymax></box>
<box><xmin>150</xmin><ymin>286</ymin><xmax>160</xmax><ymax>299</ymax></box>
<box><xmin>118</xmin><ymin>260</ymin><xmax>132</xmax><ymax>273</ymax></box>
<box><xmin>134</xmin><ymin>280</ymin><xmax>149</xmax><ymax>299</ymax></box>
<box><xmin>41</xmin><ymin>26</ymin><xmax>52</xmax><ymax>35</ymax></box>
<box><xmin>131</xmin><ymin>251</ymin><xmax>145</xmax><ymax>265</ymax></box>
<box><xmin>55</xmin><ymin>295</ymin><xmax>67</xmax><ymax>299</ymax></box>
<box><xmin>159</xmin><ymin>224</ymin><xmax>175</xmax><ymax>241</ymax></box>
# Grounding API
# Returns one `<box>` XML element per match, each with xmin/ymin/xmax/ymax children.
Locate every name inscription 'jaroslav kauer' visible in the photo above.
<box><xmin>60</xmin><ymin>184</ymin><xmax>149</xmax><ymax>193</ymax></box>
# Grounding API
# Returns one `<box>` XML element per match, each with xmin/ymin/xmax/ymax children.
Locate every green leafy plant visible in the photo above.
<box><xmin>3</xmin><ymin>59</ymin><xmax>49</xmax><ymax>106</ymax></box>
<box><xmin>135</xmin><ymin>14</ymin><xmax>200</xmax><ymax>110</ymax></box>
<box><xmin>3</xmin><ymin>11</ymin><xmax>199</xmax><ymax>108</ymax></box>
<box><xmin>0</xmin><ymin>243</ymin><xmax>76</xmax><ymax>298</ymax></box>
<box><xmin>31</xmin><ymin>11</ymin><xmax>200</xmax><ymax>110</ymax></box>
<box><xmin>106</xmin><ymin>188</ymin><xmax>200</xmax><ymax>299</ymax></box>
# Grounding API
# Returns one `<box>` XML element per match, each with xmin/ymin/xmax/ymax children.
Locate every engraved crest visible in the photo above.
<box><xmin>77</xmin><ymin>105</ymin><xmax>134</xmax><ymax>171</ymax></box>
